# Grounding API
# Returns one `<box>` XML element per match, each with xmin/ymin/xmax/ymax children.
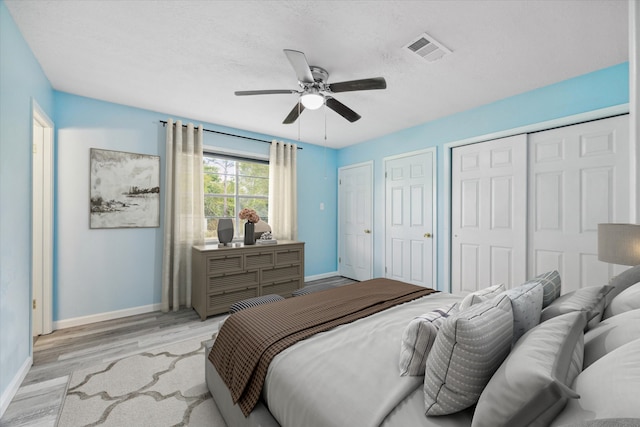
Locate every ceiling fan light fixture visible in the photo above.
<box><xmin>300</xmin><ymin>91</ymin><xmax>324</xmax><ymax>110</ymax></box>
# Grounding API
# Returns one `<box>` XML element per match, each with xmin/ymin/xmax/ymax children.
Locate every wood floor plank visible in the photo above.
<box><xmin>0</xmin><ymin>276</ymin><xmax>356</xmax><ymax>426</ymax></box>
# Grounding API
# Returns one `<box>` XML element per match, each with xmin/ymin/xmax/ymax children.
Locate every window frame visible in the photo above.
<box><xmin>202</xmin><ymin>147</ymin><xmax>269</xmax><ymax>243</ymax></box>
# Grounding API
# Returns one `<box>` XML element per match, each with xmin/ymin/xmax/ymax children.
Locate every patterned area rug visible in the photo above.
<box><xmin>56</xmin><ymin>337</ymin><xmax>228</xmax><ymax>427</ymax></box>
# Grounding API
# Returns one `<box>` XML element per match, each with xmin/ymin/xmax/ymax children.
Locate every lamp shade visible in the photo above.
<box><xmin>598</xmin><ymin>223</ymin><xmax>640</xmax><ymax>266</ymax></box>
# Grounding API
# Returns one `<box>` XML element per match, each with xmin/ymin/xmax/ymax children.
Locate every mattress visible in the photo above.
<box><xmin>206</xmin><ymin>290</ymin><xmax>469</xmax><ymax>427</ymax></box>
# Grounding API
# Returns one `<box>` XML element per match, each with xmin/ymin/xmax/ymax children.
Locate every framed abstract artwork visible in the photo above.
<box><xmin>89</xmin><ymin>148</ymin><xmax>160</xmax><ymax>229</ymax></box>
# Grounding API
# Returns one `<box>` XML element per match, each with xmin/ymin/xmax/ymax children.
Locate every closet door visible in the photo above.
<box><xmin>451</xmin><ymin>134</ymin><xmax>527</xmax><ymax>293</ymax></box>
<box><xmin>528</xmin><ymin>115</ymin><xmax>630</xmax><ymax>293</ymax></box>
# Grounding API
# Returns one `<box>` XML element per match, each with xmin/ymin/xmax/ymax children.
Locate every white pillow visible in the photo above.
<box><xmin>604</xmin><ymin>265</ymin><xmax>640</xmax><ymax>315</ymax></box>
<box><xmin>605</xmin><ymin>281</ymin><xmax>640</xmax><ymax>318</ymax></box>
<box><xmin>583</xmin><ymin>308</ymin><xmax>640</xmax><ymax>368</ymax></box>
<box><xmin>399</xmin><ymin>303</ymin><xmax>458</xmax><ymax>376</ymax></box>
<box><xmin>459</xmin><ymin>283</ymin><xmax>506</xmax><ymax>310</ymax></box>
<box><xmin>550</xmin><ymin>338</ymin><xmax>640</xmax><ymax>425</ymax></box>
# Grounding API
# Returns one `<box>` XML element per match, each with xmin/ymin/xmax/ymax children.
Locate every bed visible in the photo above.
<box><xmin>205</xmin><ymin>269</ymin><xmax>640</xmax><ymax>427</ymax></box>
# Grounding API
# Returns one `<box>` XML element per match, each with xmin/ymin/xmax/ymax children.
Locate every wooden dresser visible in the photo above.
<box><xmin>191</xmin><ymin>241</ymin><xmax>305</xmax><ymax>320</ymax></box>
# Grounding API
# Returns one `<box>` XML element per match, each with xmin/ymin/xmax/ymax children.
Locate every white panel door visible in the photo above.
<box><xmin>528</xmin><ymin>115</ymin><xmax>630</xmax><ymax>293</ymax></box>
<box><xmin>32</xmin><ymin>107</ymin><xmax>54</xmax><ymax>337</ymax></box>
<box><xmin>451</xmin><ymin>134</ymin><xmax>527</xmax><ymax>293</ymax></box>
<box><xmin>385</xmin><ymin>149</ymin><xmax>435</xmax><ymax>288</ymax></box>
<box><xmin>339</xmin><ymin>162</ymin><xmax>373</xmax><ymax>281</ymax></box>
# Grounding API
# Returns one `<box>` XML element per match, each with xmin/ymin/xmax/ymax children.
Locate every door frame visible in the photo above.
<box><xmin>32</xmin><ymin>99</ymin><xmax>54</xmax><ymax>338</ymax></box>
<box><xmin>443</xmin><ymin>104</ymin><xmax>631</xmax><ymax>293</ymax></box>
<box><xmin>383</xmin><ymin>147</ymin><xmax>437</xmax><ymax>288</ymax></box>
<box><xmin>338</xmin><ymin>161</ymin><xmax>374</xmax><ymax>280</ymax></box>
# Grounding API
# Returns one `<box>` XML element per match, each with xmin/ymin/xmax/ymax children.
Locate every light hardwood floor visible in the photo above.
<box><xmin>0</xmin><ymin>276</ymin><xmax>356</xmax><ymax>427</ymax></box>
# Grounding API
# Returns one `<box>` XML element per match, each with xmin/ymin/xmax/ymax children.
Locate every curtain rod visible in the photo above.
<box><xmin>159</xmin><ymin>120</ymin><xmax>303</xmax><ymax>150</ymax></box>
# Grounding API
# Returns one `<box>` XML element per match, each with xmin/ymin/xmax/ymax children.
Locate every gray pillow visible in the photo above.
<box><xmin>540</xmin><ymin>285</ymin><xmax>612</xmax><ymax>330</ymax></box>
<box><xmin>459</xmin><ymin>283</ymin><xmax>506</xmax><ymax>310</ymax></box>
<box><xmin>424</xmin><ymin>295</ymin><xmax>513</xmax><ymax>416</ymax></box>
<box><xmin>604</xmin><ymin>282</ymin><xmax>640</xmax><ymax>318</ymax></box>
<box><xmin>472</xmin><ymin>311</ymin><xmax>587</xmax><ymax>427</ymax></box>
<box><xmin>530</xmin><ymin>270</ymin><xmax>562</xmax><ymax>308</ymax></box>
<box><xmin>604</xmin><ymin>265</ymin><xmax>640</xmax><ymax>316</ymax></box>
<box><xmin>501</xmin><ymin>281</ymin><xmax>544</xmax><ymax>344</ymax></box>
<box><xmin>399</xmin><ymin>303</ymin><xmax>458</xmax><ymax>376</ymax></box>
<box><xmin>550</xmin><ymin>339</ymin><xmax>640</xmax><ymax>426</ymax></box>
<box><xmin>583</xmin><ymin>308</ymin><xmax>640</xmax><ymax>368</ymax></box>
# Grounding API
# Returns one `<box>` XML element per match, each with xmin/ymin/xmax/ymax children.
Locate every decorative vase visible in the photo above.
<box><xmin>217</xmin><ymin>218</ymin><xmax>234</xmax><ymax>246</ymax></box>
<box><xmin>244</xmin><ymin>221</ymin><xmax>255</xmax><ymax>245</ymax></box>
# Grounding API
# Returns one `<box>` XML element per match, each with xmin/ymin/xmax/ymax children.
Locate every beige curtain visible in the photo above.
<box><xmin>161</xmin><ymin>119</ymin><xmax>204</xmax><ymax>312</ymax></box>
<box><xmin>268</xmin><ymin>141</ymin><xmax>298</xmax><ymax>240</ymax></box>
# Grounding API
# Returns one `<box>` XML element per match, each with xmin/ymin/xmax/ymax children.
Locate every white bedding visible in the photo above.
<box><xmin>263</xmin><ymin>292</ymin><xmax>465</xmax><ymax>427</ymax></box>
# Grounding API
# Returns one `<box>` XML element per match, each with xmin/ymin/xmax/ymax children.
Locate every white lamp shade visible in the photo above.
<box><xmin>300</xmin><ymin>92</ymin><xmax>324</xmax><ymax>110</ymax></box>
<box><xmin>598</xmin><ymin>223</ymin><xmax>640</xmax><ymax>266</ymax></box>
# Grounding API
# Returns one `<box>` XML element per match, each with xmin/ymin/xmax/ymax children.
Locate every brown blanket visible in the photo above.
<box><xmin>208</xmin><ymin>278</ymin><xmax>437</xmax><ymax>416</ymax></box>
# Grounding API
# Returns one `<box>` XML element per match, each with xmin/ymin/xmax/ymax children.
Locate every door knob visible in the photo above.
<box><xmin>424</xmin><ymin>233</ymin><xmax>432</xmax><ymax>238</ymax></box>
<box><xmin>364</xmin><ymin>229</ymin><xmax>371</xmax><ymax>234</ymax></box>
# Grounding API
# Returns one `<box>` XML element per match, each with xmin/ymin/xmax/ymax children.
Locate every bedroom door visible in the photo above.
<box><xmin>338</xmin><ymin>162</ymin><xmax>373</xmax><ymax>281</ymax></box>
<box><xmin>451</xmin><ymin>134</ymin><xmax>528</xmax><ymax>293</ymax></box>
<box><xmin>384</xmin><ymin>149</ymin><xmax>436</xmax><ymax>288</ymax></box>
<box><xmin>528</xmin><ymin>115</ymin><xmax>630</xmax><ymax>293</ymax></box>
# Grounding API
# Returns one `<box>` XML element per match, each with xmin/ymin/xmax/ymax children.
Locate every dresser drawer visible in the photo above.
<box><xmin>208</xmin><ymin>270</ymin><xmax>259</xmax><ymax>291</ymax></box>
<box><xmin>208</xmin><ymin>286</ymin><xmax>259</xmax><ymax>314</ymax></box>
<box><xmin>245</xmin><ymin>251</ymin><xmax>274</xmax><ymax>269</ymax></box>
<box><xmin>206</xmin><ymin>254</ymin><xmax>243</xmax><ymax>274</ymax></box>
<box><xmin>261</xmin><ymin>264</ymin><xmax>302</xmax><ymax>283</ymax></box>
<box><xmin>262</xmin><ymin>279</ymin><xmax>302</xmax><ymax>298</ymax></box>
<box><xmin>275</xmin><ymin>247</ymin><xmax>302</xmax><ymax>265</ymax></box>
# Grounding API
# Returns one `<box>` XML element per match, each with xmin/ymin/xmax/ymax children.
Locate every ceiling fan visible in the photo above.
<box><xmin>234</xmin><ymin>49</ymin><xmax>387</xmax><ymax>124</ymax></box>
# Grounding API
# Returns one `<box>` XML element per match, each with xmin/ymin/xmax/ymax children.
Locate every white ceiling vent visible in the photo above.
<box><xmin>404</xmin><ymin>32</ymin><xmax>451</xmax><ymax>62</ymax></box>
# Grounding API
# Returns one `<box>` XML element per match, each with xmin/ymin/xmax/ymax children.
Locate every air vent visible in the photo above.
<box><xmin>404</xmin><ymin>32</ymin><xmax>451</xmax><ymax>62</ymax></box>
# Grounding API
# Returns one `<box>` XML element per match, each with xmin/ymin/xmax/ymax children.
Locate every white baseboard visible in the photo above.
<box><xmin>0</xmin><ymin>356</ymin><xmax>32</xmax><ymax>418</ymax></box>
<box><xmin>304</xmin><ymin>271</ymin><xmax>340</xmax><ymax>282</ymax></box>
<box><xmin>53</xmin><ymin>303</ymin><xmax>163</xmax><ymax>330</ymax></box>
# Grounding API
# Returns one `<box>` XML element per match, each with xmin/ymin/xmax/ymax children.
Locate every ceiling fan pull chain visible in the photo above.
<box><xmin>297</xmin><ymin>100</ymin><xmax>301</xmax><ymax>141</ymax></box>
<box><xmin>324</xmin><ymin>100</ymin><xmax>327</xmax><ymax>142</ymax></box>
<box><xmin>324</xmin><ymin>101</ymin><xmax>328</xmax><ymax>179</ymax></box>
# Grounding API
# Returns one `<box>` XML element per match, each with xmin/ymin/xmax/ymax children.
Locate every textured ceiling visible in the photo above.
<box><xmin>5</xmin><ymin>0</ymin><xmax>629</xmax><ymax>148</ymax></box>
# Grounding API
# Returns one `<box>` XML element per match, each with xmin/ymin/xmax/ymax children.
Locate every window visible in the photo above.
<box><xmin>203</xmin><ymin>153</ymin><xmax>269</xmax><ymax>240</ymax></box>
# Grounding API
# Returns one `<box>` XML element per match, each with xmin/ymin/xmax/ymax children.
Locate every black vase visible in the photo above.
<box><xmin>216</xmin><ymin>218</ymin><xmax>234</xmax><ymax>246</ymax></box>
<box><xmin>244</xmin><ymin>221</ymin><xmax>255</xmax><ymax>245</ymax></box>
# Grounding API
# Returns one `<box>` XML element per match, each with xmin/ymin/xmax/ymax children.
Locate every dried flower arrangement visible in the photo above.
<box><xmin>238</xmin><ymin>208</ymin><xmax>260</xmax><ymax>223</ymax></box>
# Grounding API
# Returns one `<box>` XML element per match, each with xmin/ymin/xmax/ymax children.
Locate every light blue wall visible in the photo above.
<box><xmin>53</xmin><ymin>92</ymin><xmax>337</xmax><ymax>321</ymax></box>
<box><xmin>338</xmin><ymin>62</ymin><xmax>629</xmax><ymax>291</ymax></box>
<box><xmin>0</xmin><ymin>0</ymin><xmax>54</xmax><ymax>409</ymax></box>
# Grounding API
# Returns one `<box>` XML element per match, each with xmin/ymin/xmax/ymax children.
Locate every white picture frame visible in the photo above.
<box><xmin>89</xmin><ymin>148</ymin><xmax>160</xmax><ymax>229</ymax></box>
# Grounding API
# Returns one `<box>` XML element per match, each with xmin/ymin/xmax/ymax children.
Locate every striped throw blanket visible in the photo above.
<box><xmin>208</xmin><ymin>278</ymin><xmax>437</xmax><ymax>416</ymax></box>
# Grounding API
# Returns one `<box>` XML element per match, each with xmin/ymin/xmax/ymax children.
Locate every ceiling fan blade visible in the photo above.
<box><xmin>235</xmin><ymin>89</ymin><xmax>298</xmax><ymax>96</ymax></box>
<box><xmin>326</xmin><ymin>97</ymin><xmax>361</xmax><ymax>122</ymax></box>
<box><xmin>283</xmin><ymin>49</ymin><xmax>314</xmax><ymax>84</ymax></box>
<box><xmin>283</xmin><ymin>101</ymin><xmax>305</xmax><ymax>124</ymax></box>
<box><xmin>329</xmin><ymin>77</ymin><xmax>387</xmax><ymax>93</ymax></box>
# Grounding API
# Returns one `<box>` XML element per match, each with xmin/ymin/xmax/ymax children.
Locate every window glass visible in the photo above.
<box><xmin>203</xmin><ymin>154</ymin><xmax>268</xmax><ymax>240</ymax></box>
